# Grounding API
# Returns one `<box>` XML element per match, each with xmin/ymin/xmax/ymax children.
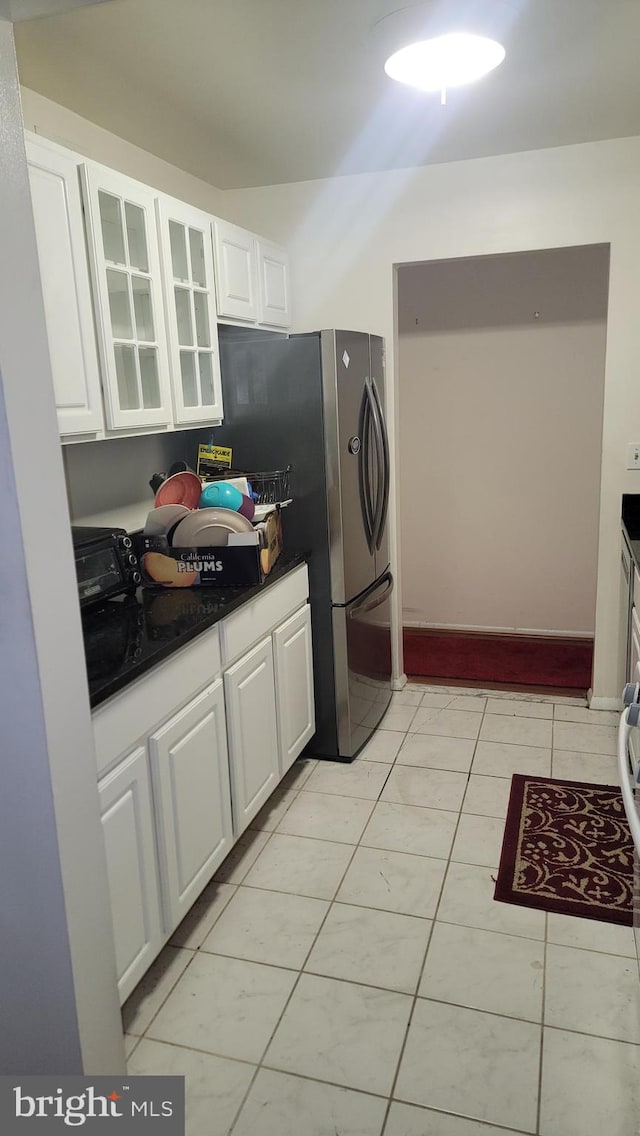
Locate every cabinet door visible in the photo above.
<box><xmin>80</xmin><ymin>163</ymin><xmax>172</xmax><ymax>430</ymax></box>
<box><xmin>273</xmin><ymin>604</ymin><xmax>315</xmax><ymax>774</ymax></box>
<box><xmin>213</xmin><ymin>219</ymin><xmax>259</xmax><ymax>323</ymax></box>
<box><xmin>224</xmin><ymin>637</ymin><xmax>279</xmax><ymax>833</ymax></box>
<box><xmin>98</xmin><ymin>746</ymin><xmax>164</xmax><ymax>1005</ymax></box>
<box><xmin>156</xmin><ymin>196</ymin><xmax>223</xmax><ymax>424</ymax></box>
<box><xmin>258</xmin><ymin>239</ymin><xmax>291</xmax><ymax>328</ymax></box>
<box><xmin>25</xmin><ymin>135</ymin><xmax>104</xmax><ymax>438</ymax></box>
<box><xmin>149</xmin><ymin>679</ymin><xmax>233</xmax><ymax>930</ymax></box>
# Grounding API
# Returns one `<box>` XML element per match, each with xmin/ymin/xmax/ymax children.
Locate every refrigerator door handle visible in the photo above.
<box><xmin>368</xmin><ymin>378</ymin><xmax>385</xmax><ymax>553</ymax></box>
<box><xmin>358</xmin><ymin>383</ymin><xmax>376</xmax><ymax>554</ymax></box>
<box><xmin>348</xmin><ymin>571</ymin><xmax>394</xmax><ymax>617</ymax></box>
<box><xmin>371</xmin><ymin>379</ymin><xmax>390</xmax><ymax>551</ymax></box>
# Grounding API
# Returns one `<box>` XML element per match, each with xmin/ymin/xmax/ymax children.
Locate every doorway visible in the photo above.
<box><xmin>396</xmin><ymin>245</ymin><xmax>610</xmax><ymax>693</ymax></box>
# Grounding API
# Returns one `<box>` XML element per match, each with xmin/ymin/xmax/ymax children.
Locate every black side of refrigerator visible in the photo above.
<box><xmin>214</xmin><ymin>326</ymin><xmax>340</xmax><ymax>756</ymax></box>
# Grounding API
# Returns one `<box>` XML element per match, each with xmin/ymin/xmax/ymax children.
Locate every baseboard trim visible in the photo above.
<box><xmin>403</xmin><ymin>621</ymin><xmax>594</xmax><ymax>641</ymax></box>
<box><xmin>587</xmin><ymin>690</ymin><xmax>622</xmax><ymax>711</ymax></box>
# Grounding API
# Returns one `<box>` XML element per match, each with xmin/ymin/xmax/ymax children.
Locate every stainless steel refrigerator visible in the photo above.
<box><xmin>216</xmin><ymin>326</ymin><xmax>393</xmax><ymax>760</ymax></box>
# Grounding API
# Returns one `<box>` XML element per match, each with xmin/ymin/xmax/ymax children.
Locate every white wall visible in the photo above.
<box><xmin>397</xmin><ymin>247</ymin><xmax>608</xmax><ymax>637</ymax></box>
<box><xmin>218</xmin><ymin>137</ymin><xmax>640</xmax><ymax>703</ymax></box>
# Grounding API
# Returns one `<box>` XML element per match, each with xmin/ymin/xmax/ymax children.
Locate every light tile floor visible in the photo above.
<box><xmin>125</xmin><ymin>684</ymin><xmax>640</xmax><ymax>1136</ymax></box>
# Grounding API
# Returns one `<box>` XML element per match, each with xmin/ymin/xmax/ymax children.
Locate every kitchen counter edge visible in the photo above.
<box><xmin>84</xmin><ymin>552</ymin><xmax>308</xmax><ymax>710</ymax></box>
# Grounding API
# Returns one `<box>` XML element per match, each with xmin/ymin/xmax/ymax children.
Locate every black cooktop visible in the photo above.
<box><xmin>81</xmin><ymin>552</ymin><xmax>306</xmax><ymax>708</ymax></box>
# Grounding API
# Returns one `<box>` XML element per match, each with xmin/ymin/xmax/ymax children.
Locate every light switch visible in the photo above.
<box><xmin>627</xmin><ymin>444</ymin><xmax>640</xmax><ymax>470</ymax></box>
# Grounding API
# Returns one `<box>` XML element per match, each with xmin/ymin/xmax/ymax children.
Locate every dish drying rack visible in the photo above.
<box><xmin>204</xmin><ymin>465</ymin><xmax>292</xmax><ymax>520</ymax></box>
<box><xmin>247</xmin><ymin>467</ymin><xmax>292</xmax><ymax>521</ymax></box>
<box><xmin>246</xmin><ymin>466</ymin><xmax>291</xmax><ymax>505</ymax></box>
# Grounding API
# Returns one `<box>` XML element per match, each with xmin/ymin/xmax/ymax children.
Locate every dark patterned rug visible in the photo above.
<box><xmin>494</xmin><ymin>774</ymin><xmax>633</xmax><ymax>926</ymax></box>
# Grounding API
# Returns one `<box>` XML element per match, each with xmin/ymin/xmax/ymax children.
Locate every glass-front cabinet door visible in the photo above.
<box><xmin>80</xmin><ymin>163</ymin><xmax>172</xmax><ymax>430</ymax></box>
<box><xmin>156</xmin><ymin>196</ymin><xmax>223</xmax><ymax>424</ymax></box>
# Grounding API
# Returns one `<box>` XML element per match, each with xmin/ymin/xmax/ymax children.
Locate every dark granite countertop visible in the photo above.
<box><xmin>622</xmin><ymin>495</ymin><xmax>640</xmax><ymax>568</ymax></box>
<box><xmin>82</xmin><ymin>551</ymin><xmax>307</xmax><ymax>709</ymax></box>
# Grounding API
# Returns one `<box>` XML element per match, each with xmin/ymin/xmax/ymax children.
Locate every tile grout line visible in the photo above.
<box><xmin>124</xmin><ymin>947</ymin><xmax>200</xmax><ymax>1044</ymax></box>
<box><xmin>536</xmin><ymin>919</ymin><xmax>549</xmax><ymax>1135</ymax></box>
<box><xmin>379</xmin><ymin>691</ymin><xmax>488</xmax><ymax>1133</ymax></box>
<box><xmin>228</xmin><ymin>693</ymin><xmax>487</xmax><ymax>1129</ymax></box>
<box><xmin>225</xmin><ymin>749</ymin><xmax>403</xmax><ymax>1134</ymax></box>
<box><xmin>381</xmin><ymin>689</ymin><xmax>592</xmax><ymax>1133</ymax></box>
<box><xmin>208</xmin><ymin>760</ymin><xmax>334</xmax><ymax>1131</ymax></box>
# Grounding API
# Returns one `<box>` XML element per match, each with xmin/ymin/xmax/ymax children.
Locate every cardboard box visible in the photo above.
<box><xmin>136</xmin><ymin>509</ymin><xmax>282</xmax><ymax>588</ymax></box>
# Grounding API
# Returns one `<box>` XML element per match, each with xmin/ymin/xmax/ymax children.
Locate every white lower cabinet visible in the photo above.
<box><xmin>94</xmin><ymin>566</ymin><xmax>314</xmax><ymax>1002</ymax></box>
<box><xmin>273</xmin><ymin>604</ymin><xmax>315</xmax><ymax>774</ymax></box>
<box><xmin>224</xmin><ymin>637</ymin><xmax>280</xmax><ymax>834</ymax></box>
<box><xmin>98</xmin><ymin>746</ymin><xmax>164</xmax><ymax>1004</ymax></box>
<box><xmin>149</xmin><ymin>678</ymin><xmax>233</xmax><ymax>930</ymax></box>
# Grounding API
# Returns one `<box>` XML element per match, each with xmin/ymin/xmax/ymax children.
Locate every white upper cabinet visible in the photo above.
<box><xmin>257</xmin><ymin>239</ymin><xmax>291</xmax><ymax>328</ymax></box>
<box><xmin>80</xmin><ymin>163</ymin><xmax>172</xmax><ymax>431</ymax></box>
<box><xmin>25</xmin><ymin>133</ymin><xmax>104</xmax><ymax>438</ymax></box>
<box><xmin>213</xmin><ymin>219</ymin><xmax>292</xmax><ymax>329</ymax></box>
<box><xmin>25</xmin><ymin>132</ymin><xmax>293</xmax><ymax>438</ymax></box>
<box><xmin>213</xmin><ymin>218</ymin><xmax>260</xmax><ymax>323</ymax></box>
<box><xmin>156</xmin><ymin>195</ymin><xmax>223</xmax><ymax>425</ymax></box>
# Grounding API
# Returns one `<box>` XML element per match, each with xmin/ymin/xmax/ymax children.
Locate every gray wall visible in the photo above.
<box><xmin>0</xmin><ymin>17</ymin><xmax>123</xmax><ymax>1073</ymax></box>
<box><xmin>63</xmin><ymin>428</ymin><xmax>203</xmax><ymax>520</ymax></box>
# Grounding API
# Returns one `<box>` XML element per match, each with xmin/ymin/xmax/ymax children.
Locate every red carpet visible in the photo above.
<box><xmin>403</xmin><ymin>628</ymin><xmax>593</xmax><ymax>690</ymax></box>
<box><xmin>495</xmin><ymin>775</ymin><xmax>632</xmax><ymax>926</ymax></box>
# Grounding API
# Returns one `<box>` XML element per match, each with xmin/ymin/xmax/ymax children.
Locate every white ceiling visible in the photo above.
<box><xmin>14</xmin><ymin>0</ymin><xmax>640</xmax><ymax>190</ymax></box>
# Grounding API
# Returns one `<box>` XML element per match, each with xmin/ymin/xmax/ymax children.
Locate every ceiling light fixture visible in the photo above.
<box><xmin>384</xmin><ymin>32</ymin><xmax>505</xmax><ymax>103</ymax></box>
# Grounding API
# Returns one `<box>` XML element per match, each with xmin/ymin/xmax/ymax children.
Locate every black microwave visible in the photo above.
<box><xmin>71</xmin><ymin>525</ymin><xmax>141</xmax><ymax>610</ymax></box>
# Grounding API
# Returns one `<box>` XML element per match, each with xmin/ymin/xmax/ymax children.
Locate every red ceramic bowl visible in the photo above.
<box><xmin>154</xmin><ymin>471</ymin><xmax>202</xmax><ymax>510</ymax></box>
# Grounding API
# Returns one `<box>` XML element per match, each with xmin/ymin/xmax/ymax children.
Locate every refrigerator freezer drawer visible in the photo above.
<box><xmin>333</xmin><ymin>571</ymin><xmax>394</xmax><ymax>760</ymax></box>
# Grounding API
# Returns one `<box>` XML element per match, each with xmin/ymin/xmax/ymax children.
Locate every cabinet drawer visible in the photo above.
<box><xmin>220</xmin><ymin>564</ymin><xmax>309</xmax><ymax>665</ymax></box>
<box><xmin>93</xmin><ymin>624</ymin><xmax>221</xmax><ymax>776</ymax></box>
